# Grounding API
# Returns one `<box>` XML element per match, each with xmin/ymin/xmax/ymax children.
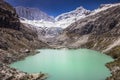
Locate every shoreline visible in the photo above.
<box><xmin>9</xmin><ymin>47</ymin><xmax>116</xmax><ymax>80</ymax></box>
<box><xmin>0</xmin><ymin>43</ymin><xmax>118</xmax><ymax>80</ymax></box>
<box><xmin>0</xmin><ymin>49</ymin><xmax>48</xmax><ymax>80</ymax></box>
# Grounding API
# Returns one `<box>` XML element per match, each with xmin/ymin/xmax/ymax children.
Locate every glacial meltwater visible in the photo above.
<box><xmin>10</xmin><ymin>49</ymin><xmax>113</xmax><ymax>80</ymax></box>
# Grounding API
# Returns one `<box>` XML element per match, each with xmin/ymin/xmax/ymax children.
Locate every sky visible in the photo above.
<box><xmin>5</xmin><ymin>0</ymin><xmax>120</xmax><ymax>17</ymax></box>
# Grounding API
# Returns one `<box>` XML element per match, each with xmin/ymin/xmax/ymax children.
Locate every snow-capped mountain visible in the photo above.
<box><xmin>55</xmin><ymin>6</ymin><xmax>91</xmax><ymax>28</ymax></box>
<box><xmin>15</xmin><ymin>6</ymin><xmax>91</xmax><ymax>42</ymax></box>
<box><xmin>16</xmin><ymin>4</ymin><xmax>120</xmax><ymax>29</ymax></box>
<box><xmin>15</xmin><ymin>3</ymin><xmax>120</xmax><ymax>43</ymax></box>
<box><xmin>55</xmin><ymin>6</ymin><xmax>90</xmax><ymax>21</ymax></box>
<box><xmin>15</xmin><ymin>6</ymin><xmax>54</xmax><ymax>22</ymax></box>
<box><xmin>15</xmin><ymin>7</ymin><xmax>91</xmax><ymax>42</ymax></box>
<box><xmin>16</xmin><ymin>6</ymin><xmax>91</xmax><ymax>29</ymax></box>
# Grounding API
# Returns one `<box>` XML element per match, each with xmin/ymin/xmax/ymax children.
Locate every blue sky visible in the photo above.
<box><xmin>5</xmin><ymin>0</ymin><xmax>120</xmax><ymax>17</ymax></box>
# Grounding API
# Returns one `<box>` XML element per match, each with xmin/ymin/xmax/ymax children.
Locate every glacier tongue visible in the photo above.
<box><xmin>20</xmin><ymin>15</ymin><xmax>86</xmax><ymax>29</ymax></box>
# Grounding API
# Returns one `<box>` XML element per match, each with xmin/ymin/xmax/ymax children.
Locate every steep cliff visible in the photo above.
<box><xmin>0</xmin><ymin>0</ymin><xmax>49</xmax><ymax>63</ymax></box>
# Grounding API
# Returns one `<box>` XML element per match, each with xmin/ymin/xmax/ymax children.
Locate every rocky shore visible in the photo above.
<box><xmin>106</xmin><ymin>58</ymin><xmax>120</xmax><ymax>80</ymax></box>
<box><xmin>0</xmin><ymin>63</ymin><xmax>47</xmax><ymax>80</ymax></box>
<box><xmin>0</xmin><ymin>49</ymin><xmax>48</xmax><ymax>80</ymax></box>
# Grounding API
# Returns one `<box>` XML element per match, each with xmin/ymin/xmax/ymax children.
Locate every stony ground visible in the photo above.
<box><xmin>0</xmin><ymin>63</ymin><xmax>47</xmax><ymax>80</ymax></box>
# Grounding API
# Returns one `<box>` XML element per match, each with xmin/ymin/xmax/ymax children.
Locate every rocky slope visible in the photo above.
<box><xmin>56</xmin><ymin>3</ymin><xmax>120</xmax><ymax>52</ymax></box>
<box><xmin>0</xmin><ymin>0</ymin><xmax>48</xmax><ymax>80</ymax></box>
<box><xmin>23</xmin><ymin>23</ymin><xmax>63</xmax><ymax>43</ymax></box>
<box><xmin>55</xmin><ymin>3</ymin><xmax>120</xmax><ymax>80</ymax></box>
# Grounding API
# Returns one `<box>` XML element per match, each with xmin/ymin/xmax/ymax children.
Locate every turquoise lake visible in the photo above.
<box><xmin>10</xmin><ymin>49</ymin><xmax>113</xmax><ymax>80</ymax></box>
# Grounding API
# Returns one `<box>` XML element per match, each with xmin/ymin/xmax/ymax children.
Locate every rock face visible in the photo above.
<box><xmin>0</xmin><ymin>1</ymin><xmax>20</xmax><ymax>30</ymax></box>
<box><xmin>45</xmin><ymin>27</ymin><xmax>63</xmax><ymax>36</ymax></box>
<box><xmin>0</xmin><ymin>0</ymin><xmax>48</xmax><ymax>59</ymax></box>
<box><xmin>23</xmin><ymin>23</ymin><xmax>63</xmax><ymax>43</ymax></box>
<box><xmin>15</xmin><ymin>6</ymin><xmax>54</xmax><ymax>22</ymax></box>
<box><xmin>55</xmin><ymin>3</ymin><xmax>120</xmax><ymax>80</ymax></box>
<box><xmin>38</xmin><ymin>27</ymin><xmax>63</xmax><ymax>43</ymax></box>
<box><xmin>0</xmin><ymin>0</ymin><xmax>48</xmax><ymax>56</ymax></box>
<box><xmin>0</xmin><ymin>0</ymin><xmax>48</xmax><ymax>80</ymax></box>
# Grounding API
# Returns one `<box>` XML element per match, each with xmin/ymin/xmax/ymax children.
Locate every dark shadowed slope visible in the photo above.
<box><xmin>0</xmin><ymin>0</ymin><xmax>48</xmax><ymax>79</ymax></box>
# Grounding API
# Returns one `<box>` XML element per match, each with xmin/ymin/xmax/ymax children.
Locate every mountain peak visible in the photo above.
<box><xmin>76</xmin><ymin>6</ymin><xmax>85</xmax><ymax>10</ymax></box>
<box><xmin>15</xmin><ymin>6</ymin><xmax>55</xmax><ymax>22</ymax></box>
<box><xmin>55</xmin><ymin>6</ymin><xmax>91</xmax><ymax>21</ymax></box>
<box><xmin>18</xmin><ymin>6</ymin><xmax>91</xmax><ymax>29</ymax></box>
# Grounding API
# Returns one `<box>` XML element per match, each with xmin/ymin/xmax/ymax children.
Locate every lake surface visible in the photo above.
<box><xmin>10</xmin><ymin>49</ymin><xmax>113</xmax><ymax>80</ymax></box>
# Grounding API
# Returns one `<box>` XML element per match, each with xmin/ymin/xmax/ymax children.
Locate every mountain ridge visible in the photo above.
<box><xmin>16</xmin><ymin>6</ymin><xmax>91</xmax><ymax>43</ymax></box>
<box><xmin>15</xmin><ymin>6</ymin><xmax>55</xmax><ymax>22</ymax></box>
<box><xmin>15</xmin><ymin>6</ymin><xmax>91</xmax><ymax>28</ymax></box>
<box><xmin>55</xmin><ymin>6</ymin><xmax>90</xmax><ymax>21</ymax></box>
